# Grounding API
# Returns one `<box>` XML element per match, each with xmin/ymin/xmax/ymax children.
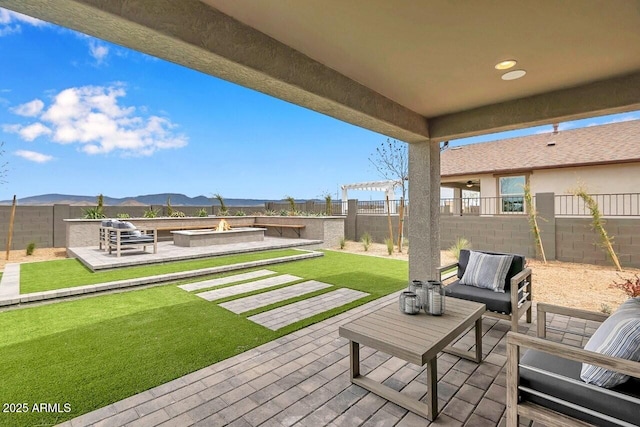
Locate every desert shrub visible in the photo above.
<box><xmin>384</xmin><ymin>237</ymin><xmax>394</xmax><ymax>255</ymax></box>
<box><xmin>600</xmin><ymin>303</ymin><xmax>612</xmax><ymax>315</ymax></box>
<box><xmin>279</xmin><ymin>209</ymin><xmax>289</xmax><ymax>216</ymax></box>
<box><xmin>116</xmin><ymin>213</ymin><xmax>130</xmax><ymax>219</ymax></box>
<box><xmin>361</xmin><ymin>232</ymin><xmax>372</xmax><ymax>251</ymax></box>
<box><xmin>170</xmin><ymin>211</ymin><xmax>186</xmax><ymax>217</ymax></box>
<box><xmin>234</xmin><ymin>210</ymin><xmax>246</xmax><ymax>216</ymax></box>
<box><xmin>213</xmin><ymin>193</ymin><xmax>226</xmax><ymax>213</ymax></box>
<box><xmin>448</xmin><ymin>237</ymin><xmax>471</xmax><ymax>260</ymax></box>
<box><xmin>264</xmin><ymin>209</ymin><xmax>277</xmax><ymax>216</ymax></box>
<box><xmin>26</xmin><ymin>242</ymin><xmax>36</xmax><ymax>256</ymax></box>
<box><xmin>82</xmin><ymin>207</ymin><xmax>105</xmax><ymax>219</ymax></box>
<box><xmin>196</xmin><ymin>208</ymin><xmax>208</xmax><ymax>217</ymax></box>
<box><xmin>610</xmin><ymin>275</ymin><xmax>640</xmax><ymax>298</ymax></box>
<box><xmin>251</xmin><ymin>211</ymin><xmax>263</xmax><ymax>216</ymax></box>
<box><xmin>339</xmin><ymin>237</ymin><xmax>346</xmax><ymax>249</ymax></box>
<box><xmin>143</xmin><ymin>207</ymin><xmax>159</xmax><ymax>218</ymax></box>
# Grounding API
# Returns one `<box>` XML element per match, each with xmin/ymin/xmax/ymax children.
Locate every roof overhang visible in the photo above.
<box><xmin>1</xmin><ymin>0</ymin><xmax>639</xmax><ymax>142</ymax></box>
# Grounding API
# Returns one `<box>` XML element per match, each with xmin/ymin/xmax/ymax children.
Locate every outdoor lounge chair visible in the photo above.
<box><xmin>438</xmin><ymin>249</ymin><xmax>532</xmax><ymax>331</ymax></box>
<box><xmin>506</xmin><ymin>302</ymin><xmax>640</xmax><ymax>427</ymax></box>
<box><xmin>100</xmin><ymin>220</ymin><xmax>157</xmax><ymax>257</ymax></box>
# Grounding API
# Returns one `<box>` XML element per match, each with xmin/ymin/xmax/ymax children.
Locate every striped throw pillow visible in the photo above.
<box><xmin>580</xmin><ymin>297</ymin><xmax>640</xmax><ymax>388</ymax></box>
<box><xmin>459</xmin><ymin>251</ymin><xmax>513</xmax><ymax>293</ymax></box>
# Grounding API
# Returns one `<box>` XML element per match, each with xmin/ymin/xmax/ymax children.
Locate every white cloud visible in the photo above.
<box><xmin>5</xmin><ymin>85</ymin><xmax>188</xmax><ymax>156</ymax></box>
<box><xmin>2</xmin><ymin>124</ymin><xmax>21</xmax><ymax>133</ymax></box>
<box><xmin>89</xmin><ymin>40</ymin><xmax>109</xmax><ymax>64</ymax></box>
<box><xmin>11</xmin><ymin>99</ymin><xmax>44</xmax><ymax>117</ymax></box>
<box><xmin>0</xmin><ymin>8</ymin><xmax>47</xmax><ymax>36</ymax></box>
<box><xmin>19</xmin><ymin>122</ymin><xmax>52</xmax><ymax>141</ymax></box>
<box><xmin>15</xmin><ymin>150</ymin><xmax>53</xmax><ymax>163</ymax></box>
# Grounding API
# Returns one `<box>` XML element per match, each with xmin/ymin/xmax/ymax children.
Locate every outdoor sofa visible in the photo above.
<box><xmin>438</xmin><ymin>249</ymin><xmax>533</xmax><ymax>331</ymax></box>
<box><xmin>506</xmin><ymin>301</ymin><xmax>640</xmax><ymax>427</ymax></box>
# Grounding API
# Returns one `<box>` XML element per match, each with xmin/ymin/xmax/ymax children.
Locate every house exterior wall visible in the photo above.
<box><xmin>531</xmin><ymin>163</ymin><xmax>640</xmax><ymax>194</ymax></box>
<box><xmin>444</xmin><ymin>163</ymin><xmax>640</xmax><ymax>199</ymax></box>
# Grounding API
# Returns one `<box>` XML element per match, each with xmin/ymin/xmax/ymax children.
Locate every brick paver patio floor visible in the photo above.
<box><xmin>61</xmin><ymin>293</ymin><xmax>586</xmax><ymax>427</ymax></box>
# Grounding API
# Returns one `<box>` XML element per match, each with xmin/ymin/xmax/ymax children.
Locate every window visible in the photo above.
<box><xmin>499</xmin><ymin>175</ymin><xmax>526</xmax><ymax>213</ymax></box>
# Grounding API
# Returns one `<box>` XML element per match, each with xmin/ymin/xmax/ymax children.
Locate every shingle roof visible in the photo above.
<box><xmin>440</xmin><ymin>119</ymin><xmax>640</xmax><ymax>177</ymax></box>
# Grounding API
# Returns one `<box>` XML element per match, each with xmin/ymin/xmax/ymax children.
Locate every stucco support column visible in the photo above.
<box><xmin>453</xmin><ymin>187</ymin><xmax>463</xmax><ymax>216</ymax></box>
<box><xmin>408</xmin><ymin>140</ymin><xmax>441</xmax><ymax>281</ymax></box>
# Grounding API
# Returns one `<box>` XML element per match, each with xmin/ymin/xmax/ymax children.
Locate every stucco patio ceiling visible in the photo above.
<box><xmin>1</xmin><ymin>0</ymin><xmax>639</xmax><ymax>143</ymax></box>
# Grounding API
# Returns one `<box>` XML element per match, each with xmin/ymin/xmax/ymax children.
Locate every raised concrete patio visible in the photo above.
<box><xmin>69</xmin><ymin>236</ymin><xmax>323</xmax><ymax>271</ymax></box>
<box><xmin>60</xmin><ymin>294</ymin><xmax>590</xmax><ymax>427</ymax></box>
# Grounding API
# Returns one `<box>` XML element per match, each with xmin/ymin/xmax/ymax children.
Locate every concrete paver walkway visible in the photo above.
<box><xmin>0</xmin><ymin>263</ymin><xmax>20</xmax><ymax>300</ymax></box>
<box><xmin>248</xmin><ymin>288</ymin><xmax>369</xmax><ymax>330</ymax></box>
<box><xmin>196</xmin><ymin>275</ymin><xmax>302</xmax><ymax>302</ymax></box>
<box><xmin>219</xmin><ymin>280</ymin><xmax>332</xmax><ymax>314</ymax></box>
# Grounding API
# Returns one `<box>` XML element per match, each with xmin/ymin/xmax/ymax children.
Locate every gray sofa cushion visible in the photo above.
<box><xmin>118</xmin><ymin>235</ymin><xmax>154</xmax><ymax>244</ymax></box>
<box><xmin>457</xmin><ymin>249</ymin><xmax>525</xmax><ymax>292</ymax></box>
<box><xmin>111</xmin><ymin>221</ymin><xmax>142</xmax><ymax>238</ymax></box>
<box><xmin>444</xmin><ymin>280</ymin><xmax>512</xmax><ymax>314</ymax></box>
<box><xmin>520</xmin><ymin>349</ymin><xmax>640</xmax><ymax>427</ymax></box>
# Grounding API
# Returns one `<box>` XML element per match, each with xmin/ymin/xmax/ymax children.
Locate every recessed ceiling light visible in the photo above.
<box><xmin>501</xmin><ymin>69</ymin><xmax>527</xmax><ymax>80</ymax></box>
<box><xmin>495</xmin><ymin>60</ymin><xmax>517</xmax><ymax>70</ymax></box>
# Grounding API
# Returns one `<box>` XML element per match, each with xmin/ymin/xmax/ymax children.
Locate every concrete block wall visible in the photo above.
<box><xmin>0</xmin><ymin>205</ymin><xmax>54</xmax><ymax>250</ymax></box>
<box><xmin>353</xmin><ymin>214</ymin><xmax>408</xmax><ymax>243</ymax></box>
<box><xmin>440</xmin><ymin>216</ymin><xmax>535</xmax><ymax>258</ymax></box>
<box><xmin>556</xmin><ymin>218</ymin><xmax>640</xmax><ymax>268</ymax></box>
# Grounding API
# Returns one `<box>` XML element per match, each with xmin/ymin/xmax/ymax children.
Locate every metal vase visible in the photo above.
<box><xmin>426</xmin><ymin>280</ymin><xmax>445</xmax><ymax>316</ymax></box>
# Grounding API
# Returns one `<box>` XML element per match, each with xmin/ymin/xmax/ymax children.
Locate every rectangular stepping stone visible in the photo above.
<box><xmin>196</xmin><ymin>274</ymin><xmax>301</xmax><ymax>302</ymax></box>
<box><xmin>219</xmin><ymin>280</ymin><xmax>332</xmax><ymax>314</ymax></box>
<box><xmin>179</xmin><ymin>269</ymin><xmax>275</xmax><ymax>292</ymax></box>
<box><xmin>248</xmin><ymin>288</ymin><xmax>369</xmax><ymax>330</ymax></box>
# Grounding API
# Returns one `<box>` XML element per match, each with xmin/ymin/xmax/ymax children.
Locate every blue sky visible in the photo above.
<box><xmin>1</xmin><ymin>9</ymin><xmax>639</xmax><ymax>202</ymax></box>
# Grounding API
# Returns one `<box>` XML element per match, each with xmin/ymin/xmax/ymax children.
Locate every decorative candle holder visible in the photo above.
<box><xmin>399</xmin><ymin>291</ymin><xmax>420</xmax><ymax>314</ymax></box>
<box><xmin>413</xmin><ymin>280</ymin><xmax>426</xmax><ymax>308</ymax></box>
<box><xmin>425</xmin><ymin>280</ymin><xmax>446</xmax><ymax>316</ymax></box>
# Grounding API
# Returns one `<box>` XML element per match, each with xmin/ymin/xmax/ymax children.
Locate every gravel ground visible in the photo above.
<box><xmin>2</xmin><ymin>243</ymin><xmax>636</xmax><ymax>312</ymax></box>
<box><xmin>334</xmin><ymin>241</ymin><xmax>637</xmax><ymax>312</ymax></box>
<box><xmin>0</xmin><ymin>247</ymin><xmax>67</xmax><ymax>271</ymax></box>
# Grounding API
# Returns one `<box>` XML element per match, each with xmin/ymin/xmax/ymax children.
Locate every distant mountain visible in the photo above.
<box><xmin>0</xmin><ymin>193</ymin><xmax>276</xmax><ymax>207</ymax></box>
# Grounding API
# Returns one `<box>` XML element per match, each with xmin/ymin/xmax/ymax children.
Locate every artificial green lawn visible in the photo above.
<box><xmin>0</xmin><ymin>251</ymin><xmax>407</xmax><ymax>427</ymax></box>
<box><xmin>19</xmin><ymin>249</ymin><xmax>301</xmax><ymax>294</ymax></box>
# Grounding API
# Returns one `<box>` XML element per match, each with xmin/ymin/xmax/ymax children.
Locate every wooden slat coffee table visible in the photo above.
<box><xmin>339</xmin><ymin>297</ymin><xmax>486</xmax><ymax>420</ymax></box>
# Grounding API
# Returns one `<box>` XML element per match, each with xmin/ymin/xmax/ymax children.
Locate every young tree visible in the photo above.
<box><xmin>368</xmin><ymin>138</ymin><xmax>408</xmax><ymax>201</ymax></box>
<box><xmin>369</xmin><ymin>138</ymin><xmax>408</xmax><ymax>250</ymax></box>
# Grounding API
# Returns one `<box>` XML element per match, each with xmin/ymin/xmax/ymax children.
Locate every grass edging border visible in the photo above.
<box><xmin>0</xmin><ymin>251</ymin><xmax>323</xmax><ymax>308</ymax></box>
